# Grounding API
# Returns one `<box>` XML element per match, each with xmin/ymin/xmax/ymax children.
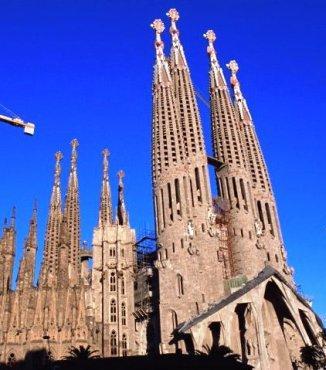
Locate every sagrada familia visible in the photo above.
<box><xmin>0</xmin><ymin>8</ymin><xmax>324</xmax><ymax>369</ymax></box>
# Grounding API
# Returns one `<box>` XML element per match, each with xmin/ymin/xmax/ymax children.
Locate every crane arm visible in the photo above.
<box><xmin>0</xmin><ymin>114</ymin><xmax>35</xmax><ymax>135</ymax></box>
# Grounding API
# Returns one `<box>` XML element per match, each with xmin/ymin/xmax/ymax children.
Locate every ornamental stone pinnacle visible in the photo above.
<box><xmin>150</xmin><ymin>19</ymin><xmax>165</xmax><ymax>34</ymax></box>
<box><xmin>226</xmin><ymin>59</ymin><xmax>240</xmax><ymax>86</ymax></box>
<box><xmin>204</xmin><ymin>29</ymin><xmax>216</xmax><ymax>43</ymax></box>
<box><xmin>54</xmin><ymin>151</ymin><xmax>63</xmax><ymax>185</ymax></box>
<box><xmin>98</xmin><ymin>148</ymin><xmax>112</xmax><ymax>227</ymax></box>
<box><xmin>166</xmin><ymin>8</ymin><xmax>180</xmax><ymax>22</ymax></box>
<box><xmin>70</xmin><ymin>138</ymin><xmax>79</xmax><ymax>170</ymax></box>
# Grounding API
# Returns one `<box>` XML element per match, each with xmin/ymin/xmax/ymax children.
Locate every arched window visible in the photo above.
<box><xmin>109</xmin><ymin>246</ymin><xmax>116</xmax><ymax>257</ymax></box>
<box><xmin>121</xmin><ymin>248</ymin><xmax>125</xmax><ymax>257</ymax></box>
<box><xmin>171</xmin><ymin>310</ymin><xmax>178</xmax><ymax>330</ymax></box>
<box><xmin>121</xmin><ymin>302</ymin><xmax>126</xmax><ymax>326</ymax></box>
<box><xmin>177</xmin><ymin>274</ymin><xmax>184</xmax><ymax>297</ymax></box>
<box><xmin>110</xmin><ymin>331</ymin><xmax>117</xmax><ymax>356</ymax></box>
<box><xmin>110</xmin><ymin>272</ymin><xmax>116</xmax><ymax>292</ymax></box>
<box><xmin>7</xmin><ymin>353</ymin><xmax>16</xmax><ymax>366</ymax></box>
<box><xmin>121</xmin><ymin>275</ymin><xmax>125</xmax><ymax>295</ymax></box>
<box><xmin>122</xmin><ymin>334</ymin><xmax>128</xmax><ymax>356</ymax></box>
<box><xmin>110</xmin><ymin>299</ymin><xmax>117</xmax><ymax>322</ymax></box>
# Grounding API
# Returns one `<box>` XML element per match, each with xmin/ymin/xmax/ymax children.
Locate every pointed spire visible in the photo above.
<box><xmin>10</xmin><ymin>206</ymin><xmax>16</xmax><ymax>229</ymax></box>
<box><xmin>203</xmin><ymin>30</ymin><xmax>227</xmax><ymax>89</ymax></box>
<box><xmin>64</xmin><ymin>138</ymin><xmax>81</xmax><ymax>282</ymax></box>
<box><xmin>39</xmin><ymin>151</ymin><xmax>63</xmax><ymax>287</ymax></box>
<box><xmin>17</xmin><ymin>202</ymin><xmax>37</xmax><ymax>291</ymax></box>
<box><xmin>166</xmin><ymin>8</ymin><xmax>187</xmax><ymax>69</ymax></box>
<box><xmin>99</xmin><ymin>148</ymin><xmax>113</xmax><ymax>227</ymax></box>
<box><xmin>151</xmin><ymin>19</ymin><xmax>171</xmax><ymax>86</ymax></box>
<box><xmin>117</xmin><ymin>170</ymin><xmax>128</xmax><ymax>226</ymax></box>
<box><xmin>226</xmin><ymin>60</ymin><xmax>252</xmax><ymax>121</ymax></box>
<box><xmin>167</xmin><ymin>8</ymin><xmax>206</xmax><ymax>156</ymax></box>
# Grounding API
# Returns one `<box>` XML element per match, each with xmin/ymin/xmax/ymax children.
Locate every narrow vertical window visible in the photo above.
<box><xmin>202</xmin><ymin>165</ymin><xmax>209</xmax><ymax>202</ymax></box>
<box><xmin>240</xmin><ymin>179</ymin><xmax>248</xmax><ymax>211</ymax></box>
<box><xmin>257</xmin><ymin>201</ymin><xmax>265</xmax><ymax>230</ymax></box>
<box><xmin>265</xmin><ymin>203</ymin><xmax>274</xmax><ymax>236</ymax></box>
<box><xmin>177</xmin><ymin>274</ymin><xmax>184</xmax><ymax>297</ymax></box>
<box><xmin>122</xmin><ymin>334</ymin><xmax>128</xmax><ymax>356</ymax></box>
<box><xmin>121</xmin><ymin>302</ymin><xmax>126</xmax><ymax>326</ymax></box>
<box><xmin>195</xmin><ymin>167</ymin><xmax>202</xmax><ymax>203</ymax></box>
<box><xmin>121</xmin><ymin>275</ymin><xmax>125</xmax><ymax>295</ymax></box>
<box><xmin>109</xmin><ymin>246</ymin><xmax>116</xmax><ymax>257</ymax></box>
<box><xmin>110</xmin><ymin>300</ymin><xmax>117</xmax><ymax>322</ymax></box>
<box><xmin>225</xmin><ymin>178</ymin><xmax>231</xmax><ymax>201</ymax></box>
<box><xmin>189</xmin><ymin>179</ymin><xmax>195</xmax><ymax>207</ymax></box>
<box><xmin>154</xmin><ymin>195</ymin><xmax>160</xmax><ymax>232</ymax></box>
<box><xmin>110</xmin><ymin>272</ymin><xmax>116</xmax><ymax>292</ymax></box>
<box><xmin>160</xmin><ymin>188</ymin><xmax>166</xmax><ymax>228</ymax></box>
<box><xmin>110</xmin><ymin>331</ymin><xmax>117</xmax><ymax>355</ymax></box>
<box><xmin>174</xmin><ymin>178</ymin><xmax>182</xmax><ymax>216</ymax></box>
<box><xmin>167</xmin><ymin>183</ymin><xmax>173</xmax><ymax>221</ymax></box>
<box><xmin>232</xmin><ymin>177</ymin><xmax>239</xmax><ymax>209</ymax></box>
<box><xmin>171</xmin><ymin>310</ymin><xmax>178</xmax><ymax>330</ymax></box>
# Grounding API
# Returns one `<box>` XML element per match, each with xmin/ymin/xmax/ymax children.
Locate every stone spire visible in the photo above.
<box><xmin>57</xmin><ymin>214</ymin><xmax>69</xmax><ymax>289</ymax></box>
<box><xmin>64</xmin><ymin>139</ymin><xmax>81</xmax><ymax>283</ymax></box>
<box><xmin>17</xmin><ymin>202</ymin><xmax>37</xmax><ymax>292</ymax></box>
<box><xmin>167</xmin><ymin>8</ymin><xmax>205</xmax><ymax>157</ymax></box>
<box><xmin>117</xmin><ymin>170</ymin><xmax>128</xmax><ymax>226</ymax></box>
<box><xmin>151</xmin><ymin>18</ymin><xmax>184</xmax><ymax>180</ymax></box>
<box><xmin>204</xmin><ymin>30</ymin><xmax>264</xmax><ymax>279</ymax></box>
<box><xmin>39</xmin><ymin>151</ymin><xmax>63</xmax><ymax>287</ymax></box>
<box><xmin>98</xmin><ymin>149</ymin><xmax>113</xmax><ymax>227</ymax></box>
<box><xmin>151</xmin><ymin>20</ymin><xmax>226</xmax><ymax>353</ymax></box>
<box><xmin>227</xmin><ymin>60</ymin><xmax>292</xmax><ymax>278</ymax></box>
<box><xmin>0</xmin><ymin>207</ymin><xmax>16</xmax><ymax>294</ymax></box>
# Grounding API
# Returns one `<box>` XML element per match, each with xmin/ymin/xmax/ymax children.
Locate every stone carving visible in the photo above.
<box><xmin>283</xmin><ymin>319</ymin><xmax>302</xmax><ymax>367</ymax></box>
<box><xmin>243</xmin><ymin>305</ymin><xmax>259</xmax><ymax>362</ymax></box>
<box><xmin>254</xmin><ymin>219</ymin><xmax>263</xmax><ymax>238</ymax></box>
<box><xmin>186</xmin><ymin>220</ymin><xmax>195</xmax><ymax>239</ymax></box>
<box><xmin>207</xmin><ymin>207</ymin><xmax>220</xmax><ymax>237</ymax></box>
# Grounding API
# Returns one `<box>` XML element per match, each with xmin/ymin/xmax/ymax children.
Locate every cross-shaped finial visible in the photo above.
<box><xmin>102</xmin><ymin>148</ymin><xmax>110</xmax><ymax>158</ymax></box>
<box><xmin>226</xmin><ymin>60</ymin><xmax>239</xmax><ymax>75</ymax></box>
<box><xmin>151</xmin><ymin>19</ymin><xmax>165</xmax><ymax>34</ymax></box>
<box><xmin>71</xmin><ymin>138</ymin><xmax>79</xmax><ymax>149</ymax></box>
<box><xmin>204</xmin><ymin>30</ymin><xmax>216</xmax><ymax>43</ymax></box>
<box><xmin>55</xmin><ymin>151</ymin><xmax>63</xmax><ymax>162</ymax></box>
<box><xmin>117</xmin><ymin>170</ymin><xmax>125</xmax><ymax>180</ymax></box>
<box><xmin>166</xmin><ymin>8</ymin><xmax>180</xmax><ymax>22</ymax></box>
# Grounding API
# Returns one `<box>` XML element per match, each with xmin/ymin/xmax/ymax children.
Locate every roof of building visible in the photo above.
<box><xmin>178</xmin><ymin>266</ymin><xmax>324</xmax><ymax>333</ymax></box>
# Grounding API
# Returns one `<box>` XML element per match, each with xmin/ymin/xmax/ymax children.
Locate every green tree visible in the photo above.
<box><xmin>64</xmin><ymin>345</ymin><xmax>100</xmax><ymax>361</ymax></box>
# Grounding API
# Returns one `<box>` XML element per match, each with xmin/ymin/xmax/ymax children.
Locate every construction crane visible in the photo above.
<box><xmin>0</xmin><ymin>103</ymin><xmax>35</xmax><ymax>135</ymax></box>
<box><xmin>0</xmin><ymin>114</ymin><xmax>35</xmax><ymax>135</ymax></box>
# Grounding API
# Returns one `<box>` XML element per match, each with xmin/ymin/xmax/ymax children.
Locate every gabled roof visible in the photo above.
<box><xmin>178</xmin><ymin>266</ymin><xmax>323</xmax><ymax>333</ymax></box>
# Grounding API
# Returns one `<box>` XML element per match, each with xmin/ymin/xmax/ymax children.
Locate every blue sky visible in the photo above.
<box><xmin>0</xmin><ymin>0</ymin><xmax>325</xmax><ymax>320</ymax></box>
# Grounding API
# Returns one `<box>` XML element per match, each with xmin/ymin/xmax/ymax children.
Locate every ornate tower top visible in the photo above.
<box><xmin>226</xmin><ymin>59</ymin><xmax>252</xmax><ymax>121</ymax></box>
<box><xmin>70</xmin><ymin>138</ymin><xmax>79</xmax><ymax>171</ymax></box>
<box><xmin>102</xmin><ymin>148</ymin><xmax>109</xmax><ymax>180</ymax></box>
<box><xmin>204</xmin><ymin>30</ymin><xmax>220</xmax><ymax>68</ymax></box>
<box><xmin>10</xmin><ymin>206</ymin><xmax>16</xmax><ymax>229</ymax></box>
<box><xmin>117</xmin><ymin>170</ymin><xmax>128</xmax><ymax>226</ymax></box>
<box><xmin>98</xmin><ymin>148</ymin><xmax>113</xmax><ymax>227</ymax></box>
<box><xmin>54</xmin><ymin>151</ymin><xmax>63</xmax><ymax>185</ymax></box>
<box><xmin>151</xmin><ymin>19</ymin><xmax>172</xmax><ymax>88</ymax></box>
<box><xmin>151</xmin><ymin>19</ymin><xmax>165</xmax><ymax>52</ymax></box>
<box><xmin>166</xmin><ymin>8</ymin><xmax>188</xmax><ymax>70</ymax></box>
<box><xmin>166</xmin><ymin>8</ymin><xmax>180</xmax><ymax>39</ymax></box>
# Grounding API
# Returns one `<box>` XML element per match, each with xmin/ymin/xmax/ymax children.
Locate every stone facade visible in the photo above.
<box><xmin>0</xmin><ymin>8</ymin><xmax>324</xmax><ymax>369</ymax></box>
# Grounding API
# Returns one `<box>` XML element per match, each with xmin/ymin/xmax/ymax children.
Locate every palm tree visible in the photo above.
<box><xmin>64</xmin><ymin>345</ymin><xmax>100</xmax><ymax>361</ymax></box>
<box><xmin>195</xmin><ymin>344</ymin><xmax>253</xmax><ymax>369</ymax></box>
<box><xmin>300</xmin><ymin>344</ymin><xmax>326</xmax><ymax>369</ymax></box>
